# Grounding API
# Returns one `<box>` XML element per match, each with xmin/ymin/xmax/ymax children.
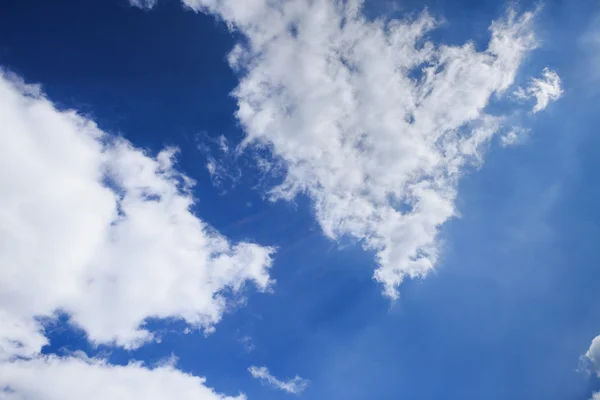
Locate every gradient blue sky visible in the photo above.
<box><xmin>1</xmin><ymin>0</ymin><xmax>600</xmax><ymax>399</ymax></box>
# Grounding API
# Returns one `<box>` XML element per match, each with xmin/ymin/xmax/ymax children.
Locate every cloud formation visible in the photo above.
<box><xmin>0</xmin><ymin>355</ymin><xmax>244</xmax><ymax>400</ymax></box>
<box><xmin>0</xmin><ymin>70</ymin><xmax>274</xmax><ymax>357</ymax></box>
<box><xmin>182</xmin><ymin>0</ymin><xmax>544</xmax><ymax>298</ymax></box>
<box><xmin>581</xmin><ymin>335</ymin><xmax>600</xmax><ymax>400</ymax></box>
<box><xmin>500</xmin><ymin>126</ymin><xmax>531</xmax><ymax>147</ymax></box>
<box><xmin>0</xmin><ymin>68</ymin><xmax>275</xmax><ymax>399</ymax></box>
<box><xmin>514</xmin><ymin>67</ymin><xmax>563</xmax><ymax>113</ymax></box>
<box><xmin>248</xmin><ymin>366</ymin><xmax>309</xmax><ymax>394</ymax></box>
<box><xmin>583</xmin><ymin>335</ymin><xmax>600</xmax><ymax>376</ymax></box>
<box><xmin>129</xmin><ymin>0</ymin><xmax>158</xmax><ymax>10</ymax></box>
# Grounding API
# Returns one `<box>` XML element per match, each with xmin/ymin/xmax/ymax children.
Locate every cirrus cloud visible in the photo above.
<box><xmin>248</xmin><ymin>365</ymin><xmax>309</xmax><ymax>395</ymax></box>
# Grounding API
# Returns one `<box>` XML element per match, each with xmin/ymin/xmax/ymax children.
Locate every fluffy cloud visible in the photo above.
<box><xmin>0</xmin><ymin>355</ymin><xmax>244</xmax><ymax>400</ymax></box>
<box><xmin>182</xmin><ymin>0</ymin><xmax>544</xmax><ymax>298</ymax></box>
<box><xmin>514</xmin><ymin>67</ymin><xmax>563</xmax><ymax>113</ymax></box>
<box><xmin>0</xmin><ymin>69</ymin><xmax>274</xmax><ymax>356</ymax></box>
<box><xmin>248</xmin><ymin>366</ymin><xmax>309</xmax><ymax>394</ymax></box>
<box><xmin>584</xmin><ymin>335</ymin><xmax>600</xmax><ymax>376</ymax></box>
<box><xmin>581</xmin><ymin>335</ymin><xmax>600</xmax><ymax>400</ymax></box>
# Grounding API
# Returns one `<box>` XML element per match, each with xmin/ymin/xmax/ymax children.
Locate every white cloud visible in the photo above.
<box><xmin>248</xmin><ymin>366</ymin><xmax>309</xmax><ymax>394</ymax></box>
<box><xmin>129</xmin><ymin>0</ymin><xmax>158</xmax><ymax>10</ymax></box>
<box><xmin>514</xmin><ymin>67</ymin><xmax>563</xmax><ymax>113</ymax></box>
<box><xmin>583</xmin><ymin>335</ymin><xmax>600</xmax><ymax>377</ymax></box>
<box><xmin>182</xmin><ymin>0</ymin><xmax>543</xmax><ymax>298</ymax></box>
<box><xmin>580</xmin><ymin>335</ymin><xmax>600</xmax><ymax>400</ymax></box>
<box><xmin>0</xmin><ymin>355</ymin><xmax>244</xmax><ymax>400</ymax></box>
<box><xmin>238</xmin><ymin>336</ymin><xmax>255</xmax><ymax>353</ymax></box>
<box><xmin>500</xmin><ymin>126</ymin><xmax>530</xmax><ymax>147</ymax></box>
<box><xmin>198</xmin><ymin>134</ymin><xmax>240</xmax><ymax>190</ymax></box>
<box><xmin>0</xmin><ymin>70</ymin><xmax>275</xmax><ymax>355</ymax></box>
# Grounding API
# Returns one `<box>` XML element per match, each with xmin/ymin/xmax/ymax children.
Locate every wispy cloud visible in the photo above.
<box><xmin>197</xmin><ymin>133</ymin><xmax>242</xmax><ymax>191</ymax></box>
<box><xmin>580</xmin><ymin>12</ymin><xmax>600</xmax><ymax>85</ymax></box>
<box><xmin>501</xmin><ymin>126</ymin><xmax>531</xmax><ymax>147</ymax></box>
<box><xmin>514</xmin><ymin>67</ymin><xmax>563</xmax><ymax>113</ymax></box>
<box><xmin>183</xmin><ymin>0</ymin><xmax>549</xmax><ymax>299</ymax></box>
<box><xmin>249</xmin><ymin>366</ymin><xmax>309</xmax><ymax>395</ymax></box>
<box><xmin>129</xmin><ymin>0</ymin><xmax>158</xmax><ymax>10</ymax></box>
<box><xmin>239</xmin><ymin>336</ymin><xmax>256</xmax><ymax>353</ymax></box>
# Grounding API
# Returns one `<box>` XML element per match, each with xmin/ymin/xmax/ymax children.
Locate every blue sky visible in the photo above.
<box><xmin>1</xmin><ymin>0</ymin><xmax>600</xmax><ymax>399</ymax></box>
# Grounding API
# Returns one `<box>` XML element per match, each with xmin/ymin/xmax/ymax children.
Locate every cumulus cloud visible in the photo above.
<box><xmin>182</xmin><ymin>0</ymin><xmax>543</xmax><ymax>298</ymax></box>
<box><xmin>583</xmin><ymin>335</ymin><xmax>600</xmax><ymax>376</ymax></box>
<box><xmin>514</xmin><ymin>67</ymin><xmax>563</xmax><ymax>113</ymax></box>
<box><xmin>580</xmin><ymin>335</ymin><xmax>600</xmax><ymax>400</ymax></box>
<box><xmin>248</xmin><ymin>366</ymin><xmax>309</xmax><ymax>394</ymax></box>
<box><xmin>0</xmin><ymin>69</ymin><xmax>275</xmax><ymax>356</ymax></box>
<box><xmin>0</xmin><ymin>355</ymin><xmax>244</xmax><ymax>400</ymax></box>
